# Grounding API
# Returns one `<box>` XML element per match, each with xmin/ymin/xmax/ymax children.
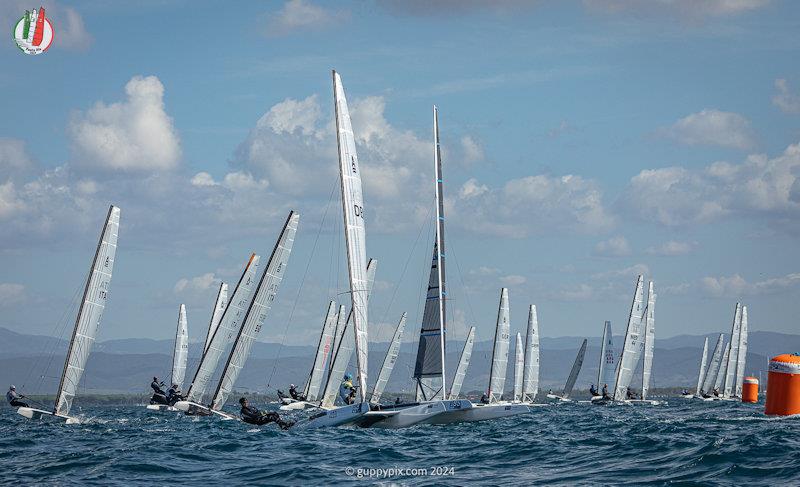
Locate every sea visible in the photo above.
<box><xmin>1</xmin><ymin>398</ymin><xmax>798</xmax><ymax>485</ymax></box>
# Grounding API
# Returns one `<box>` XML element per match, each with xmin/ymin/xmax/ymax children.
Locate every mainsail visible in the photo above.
<box><xmin>171</xmin><ymin>304</ymin><xmax>189</xmax><ymax>389</ymax></box>
<box><xmin>54</xmin><ymin>205</ymin><xmax>121</xmax><ymax>416</ymax></box>
<box><xmin>204</xmin><ymin>283</ymin><xmax>228</xmax><ymax>354</ymax></box>
<box><xmin>211</xmin><ymin>211</ymin><xmax>299</xmax><ymax>411</ymax></box>
<box><xmin>304</xmin><ymin>300</ymin><xmax>338</xmax><ymax>401</ymax></box>
<box><xmin>695</xmin><ymin>337</ymin><xmax>709</xmax><ymax>396</ymax></box>
<box><xmin>563</xmin><ymin>339</ymin><xmax>587</xmax><ymax>399</ymax></box>
<box><xmin>641</xmin><ymin>282</ymin><xmax>656</xmax><ymax>400</ymax></box>
<box><xmin>735</xmin><ymin>305</ymin><xmax>748</xmax><ymax>397</ymax></box>
<box><xmin>370</xmin><ymin>312</ymin><xmax>407</xmax><ymax>404</ymax></box>
<box><xmin>449</xmin><ymin>326</ymin><xmax>475</xmax><ymax>399</ymax></box>
<box><xmin>186</xmin><ymin>254</ymin><xmax>261</xmax><ymax>403</ymax></box>
<box><xmin>700</xmin><ymin>333</ymin><xmax>725</xmax><ymax>394</ymax></box>
<box><xmin>522</xmin><ymin>305</ymin><xmax>540</xmax><ymax>403</ymax></box>
<box><xmin>722</xmin><ymin>303</ymin><xmax>742</xmax><ymax>397</ymax></box>
<box><xmin>714</xmin><ymin>345</ymin><xmax>730</xmax><ymax>392</ymax></box>
<box><xmin>513</xmin><ymin>332</ymin><xmax>524</xmax><ymax>402</ymax></box>
<box><xmin>613</xmin><ymin>275</ymin><xmax>645</xmax><ymax>401</ymax></box>
<box><xmin>487</xmin><ymin>288</ymin><xmax>511</xmax><ymax>402</ymax></box>
<box><xmin>413</xmin><ymin>105</ymin><xmax>448</xmax><ymax>402</ymax></box>
<box><xmin>597</xmin><ymin>321</ymin><xmax>615</xmax><ymax>392</ymax></box>
<box><xmin>329</xmin><ymin>304</ymin><xmax>346</xmax><ymax>376</ymax></box>
<box><xmin>333</xmin><ymin>70</ymin><xmax>370</xmax><ymax>402</ymax></box>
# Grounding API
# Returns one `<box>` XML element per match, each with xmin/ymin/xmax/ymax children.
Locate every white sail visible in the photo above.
<box><xmin>723</xmin><ymin>303</ymin><xmax>742</xmax><ymax>397</ymax></box>
<box><xmin>714</xmin><ymin>345</ymin><xmax>729</xmax><ymax>391</ymax></box>
<box><xmin>370</xmin><ymin>312</ymin><xmax>407</xmax><ymax>404</ymax></box>
<box><xmin>186</xmin><ymin>254</ymin><xmax>261</xmax><ymax>403</ymax></box>
<box><xmin>735</xmin><ymin>305</ymin><xmax>748</xmax><ymax>397</ymax></box>
<box><xmin>597</xmin><ymin>321</ymin><xmax>615</xmax><ymax>392</ymax></box>
<box><xmin>641</xmin><ymin>282</ymin><xmax>656</xmax><ymax>400</ymax></box>
<box><xmin>522</xmin><ymin>305</ymin><xmax>540</xmax><ymax>403</ymax></box>
<box><xmin>211</xmin><ymin>212</ymin><xmax>299</xmax><ymax>411</ymax></box>
<box><xmin>54</xmin><ymin>205</ymin><xmax>120</xmax><ymax>416</ymax></box>
<box><xmin>449</xmin><ymin>326</ymin><xmax>475</xmax><ymax>399</ymax></box>
<box><xmin>329</xmin><ymin>304</ymin><xmax>346</xmax><ymax>376</ymax></box>
<box><xmin>513</xmin><ymin>332</ymin><xmax>524</xmax><ymax>402</ymax></box>
<box><xmin>613</xmin><ymin>275</ymin><xmax>645</xmax><ymax>401</ymax></box>
<box><xmin>564</xmin><ymin>339</ymin><xmax>587</xmax><ymax>398</ymax></box>
<box><xmin>695</xmin><ymin>337</ymin><xmax>709</xmax><ymax>396</ymax></box>
<box><xmin>171</xmin><ymin>304</ymin><xmax>189</xmax><ymax>389</ymax></box>
<box><xmin>321</xmin><ymin>259</ymin><xmax>376</xmax><ymax>408</ymax></box>
<box><xmin>701</xmin><ymin>333</ymin><xmax>725</xmax><ymax>394</ymax></box>
<box><xmin>333</xmin><ymin>71</ymin><xmax>370</xmax><ymax>402</ymax></box>
<box><xmin>487</xmin><ymin>288</ymin><xmax>511</xmax><ymax>403</ymax></box>
<box><xmin>204</xmin><ymin>283</ymin><xmax>228</xmax><ymax>354</ymax></box>
<box><xmin>304</xmin><ymin>301</ymin><xmax>338</xmax><ymax>401</ymax></box>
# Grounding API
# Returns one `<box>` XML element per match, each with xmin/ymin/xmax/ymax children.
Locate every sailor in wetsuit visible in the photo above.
<box><xmin>602</xmin><ymin>383</ymin><xmax>611</xmax><ymax>400</ymax></box>
<box><xmin>239</xmin><ymin>397</ymin><xmax>293</xmax><ymax>429</ymax></box>
<box><xmin>6</xmin><ymin>386</ymin><xmax>29</xmax><ymax>408</ymax></box>
<box><xmin>589</xmin><ymin>384</ymin><xmax>598</xmax><ymax>396</ymax></box>
<box><xmin>166</xmin><ymin>384</ymin><xmax>184</xmax><ymax>405</ymax></box>
<box><xmin>150</xmin><ymin>377</ymin><xmax>169</xmax><ymax>405</ymax></box>
<box><xmin>289</xmin><ymin>384</ymin><xmax>306</xmax><ymax>401</ymax></box>
<box><xmin>339</xmin><ymin>373</ymin><xmax>356</xmax><ymax>405</ymax></box>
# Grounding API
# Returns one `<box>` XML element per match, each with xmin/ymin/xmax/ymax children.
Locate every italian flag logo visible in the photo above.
<box><xmin>13</xmin><ymin>7</ymin><xmax>54</xmax><ymax>55</ymax></box>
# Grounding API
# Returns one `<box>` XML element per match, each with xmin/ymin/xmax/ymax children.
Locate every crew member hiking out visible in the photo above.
<box><xmin>239</xmin><ymin>397</ymin><xmax>293</xmax><ymax>429</ymax></box>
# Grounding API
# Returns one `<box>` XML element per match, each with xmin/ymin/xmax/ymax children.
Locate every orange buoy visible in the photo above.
<box><xmin>764</xmin><ymin>354</ymin><xmax>800</xmax><ymax>415</ymax></box>
<box><xmin>742</xmin><ymin>376</ymin><xmax>758</xmax><ymax>403</ymax></box>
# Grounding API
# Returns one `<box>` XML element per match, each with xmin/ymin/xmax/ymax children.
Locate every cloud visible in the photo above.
<box><xmin>377</xmin><ymin>0</ymin><xmax>541</xmax><ymax>16</ymax></box>
<box><xmin>658</xmin><ymin>109</ymin><xmax>755</xmax><ymax>150</ymax></box>
<box><xmin>701</xmin><ymin>272</ymin><xmax>800</xmax><ymax>297</ymax></box>
<box><xmin>459</xmin><ymin>178</ymin><xmax>488</xmax><ymax>199</ymax></box>
<box><xmin>68</xmin><ymin>75</ymin><xmax>181</xmax><ymax>173</ymax></box>
<box><xmin>594</xmin><ymin>235</ymin><xmax>631</xmax><ymax>257</ymax></box>
<box><xmin>0</xmin><ymin>283</ymin><xmax>25</xmax><ymax>306</ymax></box>
<box><xmin>591</xmin><ymin>263</ymin><xmax>650</xmax><ymax>280</ymax></box>
<box><xmin>583</xmin><ymin>0</ymin><xmax>770</xmax><ymax>19</ymax></box>
<box><xmin>190</xmin><ymin>172</ymin><xmax>217</xmax><ymax>187</ymax></box>
<box><xmin>548</xmin><ymin>283</ymin><xmax>596</xmax><ymax>302</ymax></box>
<box><xmin>646</xmin><ymin>240</ymin><xmax>695</xmax><ymax>256</ymax></box>
<box><xmin>500</xmin><ymin>275</ymin><xmax>527</xmax><ymax>286</ymax></box>
<box><xmin>624</xmin><ymin>141</ymin><xmax>800</xmax><ymax>229</ymax></box>
<box><xmin>0</xmin><ymin>138</ymin><xmax>34</xmax><ymax>175</ymax></box>
<box><xmin>661</xmin><ymin>282</ymin><xmax>691</xmax><ymax>295</ymax></box>
<box><xmin>174</xmin><ymin>273</ymin><xmax>218</xmax><ymax>294</ymax></box>
<box><xmin>265</xmin><ymin>0</ymin><xmax>348</xmax><ymax>37</ymax></box>
<box><xmin>773</xmin><ymin>79</ymin><xmax>800</xmax><ymax>114</ymax></box>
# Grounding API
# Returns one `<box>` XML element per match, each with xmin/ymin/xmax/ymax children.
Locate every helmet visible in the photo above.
<box><xmin>290</xmin><ymin>384</ymin><xmax>296</xmax><ymax>388</ymax></box>
<box><xmin>9</xmin><ymin>385</ymin><xmax>15</xmax><ymax>390</ymax></box>
<box><xmin>153</xmin><ymin>377</ymin><xmax>158</xmax><ymax>381</ymax></box>
<box><xmin>343</xmin><ymin>373</ymin><xmax>352</xmax><ymax>381</ymax></box>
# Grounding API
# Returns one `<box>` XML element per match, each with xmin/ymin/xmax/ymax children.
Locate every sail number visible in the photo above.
<box><xmin>354</xmin><ymin>204</ymin><xmax>364</xmax><ymax>218</ymax></box>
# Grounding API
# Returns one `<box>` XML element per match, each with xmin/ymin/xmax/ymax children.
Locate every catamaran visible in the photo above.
<box><xmin>17</xmin><ymin>205</ymin><xmax>121</xmax><ymax>424</ymax></box>
<box><xmin>175</xmin><ymin>211</ymin><xmax>300</xmax><ymax>420</ymax></box>
<box><xmin>547</xmin><ymin>338</ymin><xmax>587</xmax><ymax>402</ymax></box>
<box><xmin>693</xmin><ymin>303</ymin><xmax>748</xmax><ymax>401</ymax></box>
<box><xmin>146</xmin><ymin>303</ymin><xmax>189</xmax><ymax>411</ymax></box>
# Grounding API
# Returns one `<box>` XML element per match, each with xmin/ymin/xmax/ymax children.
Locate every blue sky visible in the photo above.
<box><xmin>0</xmin><ymin>0</ymin><xmax>798</xmax><ymax>347</ymax></box>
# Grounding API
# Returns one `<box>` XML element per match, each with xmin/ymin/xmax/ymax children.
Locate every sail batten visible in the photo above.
<box><xmin>171</xmin><ymin>304</ymin><xmax>189</xmax><ymax>389</ymax></box>
<box><xmin>370</xmin><ymin>312</ymin><xmax>407</xmax><ymax>404</ymax></box>
<box><xmin>487</xmin><ymin>288</ymin><xmax>510</xmax><ymax>403</ymax></box>
<box><xmin>54</xmin><ymin>205</ymin><xmax>121</xmax><ymax>416</ymax></box>
<box><xmin>522</xmin><ymin>305</ymin><xmax>540</xmax><ymax>403</ymax></box>
<box><xmin>449</xmin><ymin>326</ymin><xmax>475</xmax><ymax>399</ymax></box>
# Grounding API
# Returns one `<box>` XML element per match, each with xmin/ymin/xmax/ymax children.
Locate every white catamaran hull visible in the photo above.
<box><xmin>424</xmin><ymin>402</ymin><xmax>528</xmax><ymax>424</ymax></box>
<box><xmin>145</xmin><ymin>404</ymin><xmax>178</xmax><ymax>412</ymax></box>
<box><xmin>17</xmin><ymin>407</ymin><xmax>79</xmax><ymax>424</ymax></box>
<box><xmin>626</xmin><ymin>399</ymin><xmax>663</xmax><ymax>406</ymax></box>
<box><xmin>173</xmin><ymin>401</ymin><xmax>237</xmax><ymax>420</ymax></box>
<box><xmin>366</xmin><ymin>401</ymin><xmax>448</xmax><ymax>429</ymax></box>
<box><xmin>279</xmin><ymin>401</ymin><xmax>317</xmax><ymax>411</ymax></box>
<box><xmin>546</xmin><ymin>394</ymin><xmax>572</xmax><ymax>402</ymax></box>
<box><xmin>299</xmin><ymin>402</ymin><xmax>369</xmax><ymax>429</ymax></box>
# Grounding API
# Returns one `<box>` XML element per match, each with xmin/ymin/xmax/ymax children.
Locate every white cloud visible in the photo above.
<box><xmin>661</xmin><ymin>282</ymin><xmax>691</xmax><ymax>295</ymax></box>
<box><xmin>460</xmin><ymin>136</ymin><xmax>484</xmax><ymax>164</ymax></box>
<box><xmin>500</xmin><ymin>275</ymin><xmax>527</xmax><ymax>286</ymax></box>
<box><xmin>594</xmin><ymin>235</ymin><xmax>631</xmax><ymax>257</ymax></box>
<box><xmin>584</xmin><ymin>0</ymin><xmax>770</xmax><ymax>18</ymax></box>
<box><xmin>625</xmin><ymin>142</ymin><xmax>800</xmax><ymax>229</ymax></box>
<box><xmin>174</xmin><ymin>273</ymin><xmax>218</xmax><ymax>294</ymax></box>
<box><xmin>378</xmin><ymin>0</ymin><xmax>541</xmax><ymax>16</ymax></box>
<box><xmin>659</xmin><ymin>109</ymin><xmax>755</xmax><ymax>150</ymax></box>
<box><xmin>459</xmin><ymin>178</ymin><xmax>488</xmax><ymax>199</ymax></box>
<box><xmin>773</xmin><ymin>79</ymin><xmax>800</xmax><ymax>114</ymax></box>
<box><xmin>548</xmin><ymin>283</ymin><xmax>596</xmax><ymax>301</ymax></box>
<box><xmin>0</xmin><ymin>283</ymin><xmax>25</xmax><ymax>306</ymax></box>
<box><xmin>701</xmin><ymin>272</ymin><xmax>800</xmax><ymax>297</ymax></box>
<box><xmin>265</xmin><ymin>0</ymin><xmax>348</xmax><ymax>37</ymax></box>
<box><xmin>591</xmin><ymin>263</ymin><xmax>650</xmax><ymax>280</ymax></box>
<box><xmin>68</xmin><ymin>75</ymin><xmax>181</xmax><ymax>172</ymax></box>
<box><xmin>0</xmin><ymin>138</ymin><xmax>34</xmax><ymax>175</ymax></box>
<box><xmin>0</xmin><ymin>181</ymin><xmax>24</xmax><ymax>220</ymax></box>
<box><xmin>190</xmin><ymin>172</ymin><xmax>217</xmax><ymax>187</ymax></box>
<box><xmin>646</xmin><ymin>240</ymin><xmax>695</xmax><ymax>256</ymax></box>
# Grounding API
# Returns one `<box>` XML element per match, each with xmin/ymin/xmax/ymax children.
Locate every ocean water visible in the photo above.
<box><xmin>1</xmin><ymin>398</ymin><xmax>798</xmax><ymax>485</ymax></box>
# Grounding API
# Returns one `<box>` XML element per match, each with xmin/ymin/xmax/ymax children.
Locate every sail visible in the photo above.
<box><xmin>513</xmin><ymin>332</ymin><xmax>524</xmax><ymax>402</ymax></box>
<box><xmin>598</xmin><ymin>321</ymin><xmax>615</xmax><ymax>392</ymax></box>
<box><xmin>171</xmin><ymin>304</ymin><xmax>189</xmax><ymax>389</ymax></box>
<box><xmin>641</xmin><ymin>282</ymin><xmax>656</xmax><ymax>400</ymax></box>
<box><xmin>563</xmin><ymin>338</ymin><xmax>587</xmax><ymax>398</ymax></box>
<box><xmin>701</xmin><ymin>334</ymin><xmax>725</xmax><ymax>394</ymax></box>
<box><xmin>370</xmin><ymin>312</ymin><xmax>407</xmax><ymax>404</ymax></box>
<box><xmin>522</xmin><ymin>305</ymin><xmax>540</xmax><ymax>402</ymax></box>
<box><xmin>413</xmin><ymin>106</ymin><xmax>448</xmax><ymax>402</ymax></box>
<box><xmin>304</xmin><ymin>301</ymin><xmax>338</xmax><ymax>401</ymax></box>
<box><xmin>321</xmin><ymin>259</ymin><xmax>376</xmax><ymax>408</ymax></box>
<box><xmin>487</xmin><ymin>288</ymin><xmax>511</xmax><ymax>402</ymax></box>
<box><xmin>735</xmin><ymin>305</ymin><xmax>748</xmax><ymax>397</ymax></box>
<box><xmin>723</xmin><ymin>303</ymin><xmax>742</xmax><ymax>397</ymax></box>
<box><xmin>211</xmin><ymin>212</ymin><xmax>299</xmax><ymax>411</ymax></box>
<box><xmin>613</xmin><ymin>275</ymin><xmax>645</xmax><ymax>401</ymax></box>
<box><xmin>54</xmin><ymin>205</ymin><xmax>120</xmax><ymax>416</ymax></box>
<box><xmin>695</xmin><ymin>337</ymin><xmax>709</xmax><ymax>396</ymax></box>
<box><xmin>204</xmin><ymin>283</ymin><xmax>228</xmax><ymax>354</ymax></box>
<box><xmin>714</xmin><ymin>345</ymin><xmax>730</xmax><ymax>391</ymax></box>
<box><xmin>449</xmin><ymin>326</ymin><xmax>475</xmax><ymax>399</ymax></box>
<box><xmin>333</xmin><ymin>71</ymin><xmax>370</xmax><ymax>402</ymax></box>
<box><xmin>186</xmin><ymin>254</ymin><xmax>261</xmax><ymax>403</ymax></box>
<box><xmin>330</xmin><ymin>304</ymin><xmax>346</xmax><ymax>376</ymax></box>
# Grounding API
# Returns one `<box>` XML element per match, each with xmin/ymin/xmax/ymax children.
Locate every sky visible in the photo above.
<box><xmin>0</xmin><ymin>0</ymin><xmax>799</xmax><ymax>348</ymax></box>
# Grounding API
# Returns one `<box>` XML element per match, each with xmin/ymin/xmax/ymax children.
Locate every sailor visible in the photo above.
<box><xmin>712</xmin><ymin>387</ymin><xmax>720</xmax><ymax>397</ymax></box>
<box><xmin>150</xmin><ymin>377</ymin><xmax>169</xmax><ymax>405</ymax></box>
<box><xmin>480</xmin><ymin>393</ymin><xmax>489</xmax><ymax>404</ymax></box>
<box><xmin>681</xmin><ymin>389</ymin><xmax>689</xmax><ymax>396</ymax></box>
<box><xmin>289</xmin><ymin>384</ymin><xmax>306</xmax><ymax>401</ymax></box>
<box><xmin>339</xmin><ymin>373</ymin><xmax>356</xmax><ymax>405</ymax></box>
<box><xmin>602</xmin><ymin>383</ymin><xmax>610</xmax><ymax>400</ymax></box>
<box><xmin>395</xmin><ymin>397</ymin><xmax>402</xmax><ymax>405</ymax></box>
<box><xmin>589</xmin><ymin>384</ymin><xmax>598</xmax><ymax>396</ymax></box>
<box><xmin>626</xmin><ymin>387</ymin><xmax>636</xmax><ymax>400</ymax></box>
<box><xmin>151</xmin><ymin>377</ymin><xmax>165</xmax><ymax>395</ymax></box>
<box><xmin>6</xmin><ymin>386</ymin><xmax>29</xmax><ymax>408</ymax></box>
<box><xmin>238</xmin><ymin>397</ymin><xmax>293</xmax><ymax>429</ymax></box>
<box><xmin>166</xmin><ymin>384</ymin><xmax>183</xmax><ymax>404</ymax></box>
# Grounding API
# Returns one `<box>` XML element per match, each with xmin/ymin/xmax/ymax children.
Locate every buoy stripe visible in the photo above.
<box><xmin>769</xmin><ymin>360</ymin><xmax>800</xmax><ymax>374</ymax></box>
<box><xmin>743</xmin><ymin>377</ymin><xmax>759</xmax><ymax>384</ymax></box>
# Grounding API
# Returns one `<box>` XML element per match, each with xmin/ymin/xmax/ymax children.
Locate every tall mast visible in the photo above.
<box><xmin>433</xmin><ymin>105</ymin><xmax>447</xmax><ymax>397</ymax></box>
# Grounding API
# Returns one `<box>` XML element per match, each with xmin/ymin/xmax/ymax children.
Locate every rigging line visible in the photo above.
<box><xmin>406</xmin><ymin>200</ymin><xmax>436</xmax><ymax>390</ymax></box>
<box><xmin>448</xmin><ymin>238</ymin><xmax>478</xmax><ymax>329</ymax></box>
<box><xmin>265</xmin><ymin>183</ymin><xmax>337</xmax><ymax>390</ymax></box>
